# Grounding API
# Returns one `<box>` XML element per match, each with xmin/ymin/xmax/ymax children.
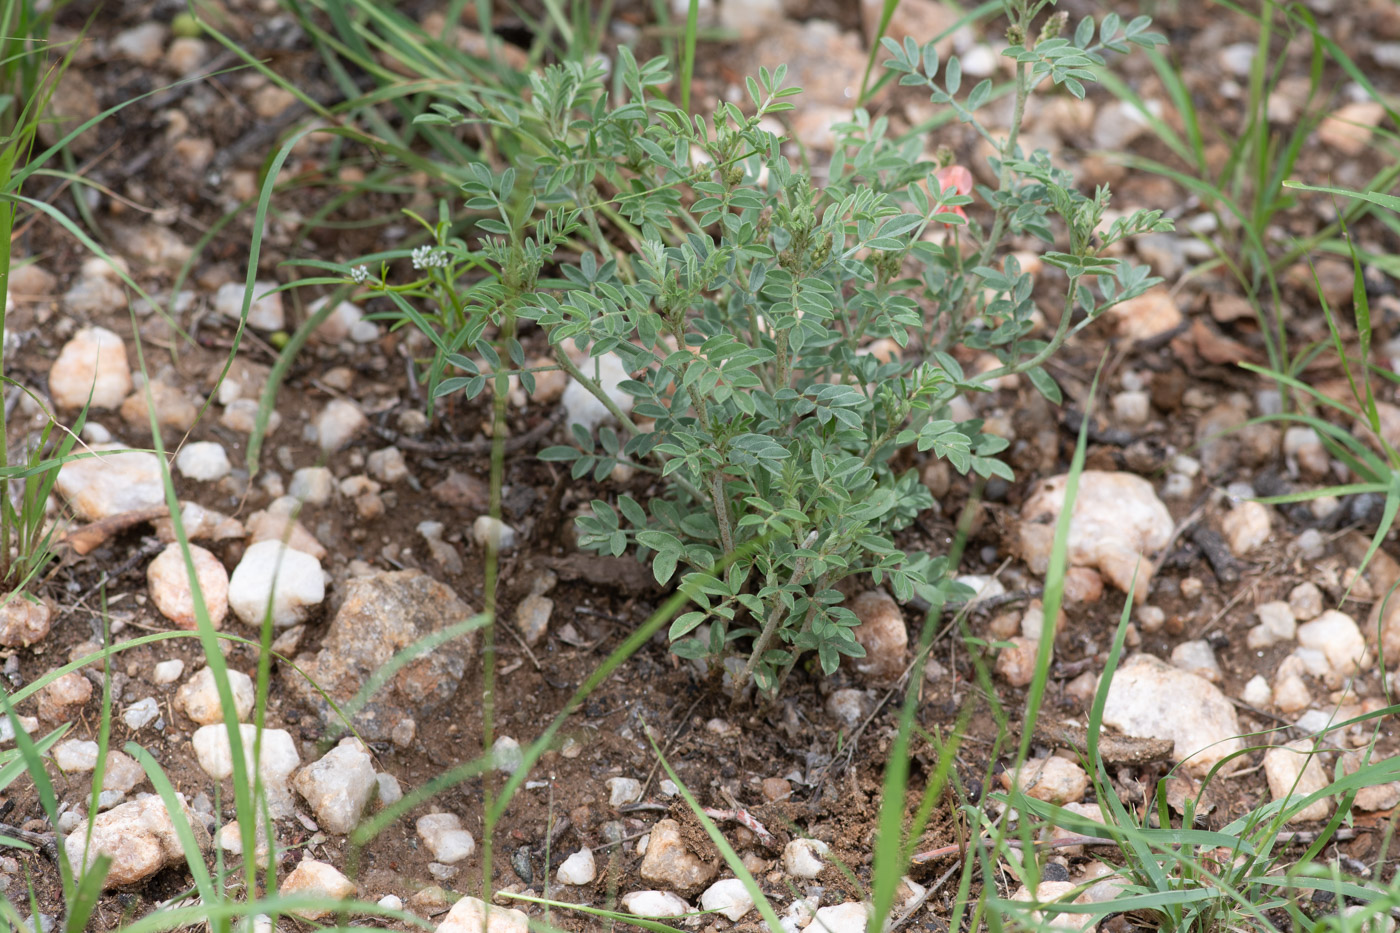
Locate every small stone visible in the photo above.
<box><xmin>289</xmin><ymin>467</ymin><xmax>335</xmax><ymax>506</ymax></box>
<box><xmin>1289</xmin><ymin>583</ymin><xmax>1324</xmax><ymax>622</ymax></box>
<box><xmin>220</xmin><ymin>399</ymin><xmax>281</xmax><ymax>435</ymax></box>
<box><xmin>190</xmin><ymin>724</ymin><xmax>300</xmax><ymax>817</ymax></box>
<box><xmin>1241</xmin><ymin>675</ymin><xmax>1272</xmax><ymax>707</ymax></box>
<box><xmin>226</xmin><ymin>540</ymin><xmax>325</xmax><ymax>628</ymax></box>
<box><xmin>761</xmin><ymin>777</ymin><xmax>791</xmax><ymax>801</ymax></box>
<box><xmin>120</xmin><ymin>381</ymin><xmax>198</xmax><ymax>434</ymax></box>
<box><xmin>1284</xmin><ymin>426</ymin><xmax>1330</xmax><ymax>478</ymax></box>
<box><xmin>516</xmin><ymin>593</ymin><xmax>553</xmax><ymax>647</ymax></box>
<box><xmin>995</xmin><ymin>637</ymin><xmax>1039</xmax><ymax>687</ymax></box>
<box><xmin>112</xmin><ymin>23</ymin><xmax>167</xmax><ymax>65</ymax></box>
<box><xmin>165</xmin><ymin>36</ymin><xmax>207</xmax><ymax>75</ymax></box>
<box><xmin>147</xmin><ymin>543</ymin><xmax>229</xmax><ymax>631</ymax></box>
<box><xmin>556</xmin><ymin>848</ymin><xmax>596</xmax><ymax>885</ymax></box>
<box><xmin>607</xmin><ymin>777</ymin><xmax>642</xmax><ymax>807</ymax></box>
<box><xmin>101</xmin><ymin>751</ymin><xmax>146</xmax><ymax>793</ymax></box>
<box><xmin>56</xmin><ymin>445</ymin><xmax>165</xmax><ymax>521</ymax></box>
<box><xmin>1247</xmin><ymin>601</ymin><xmax>1297</xmax><ymax>650</ymax></box>
<box><xmin>1136</xmin><ymin>605</ymin><xmax>1166</xmax><ymax>633</ymax></box>
<box><xmin>293</xmin><ymin>739</ymin><xmax>378</xmax><ymax>834</ymax></box>
<box><xmin>436</xmin><ymin>896</ymin><xmax>529</xmax><ymax>933</ymax></box>
<box><xmin>1342</xmin><ymin>750</ymin><xmax>1400</xmax><ymax>811</ymax></box>
<box><xmin>376</xmin><ymin>772</ymin><xmax>403</xmax><ymax>806</ymax></box>
<box><xmin>315</xmin><ymin>399</ymin><xmax>367</xmax><ymax>453</ymax></box>
<box><xmin>1062</xmin><ymin>567</ymin><xmax>1103</xmax><ymax>605</ymax></box>
<box><xmin>367</xmin><ymin>447</ymin><xmax>408</xmax><ymax>483</ymax></box>
<box><xmin>1263</xmin><ymin>741</ymin><xmax>1333</xmax><ymax>823</ymax></box>
<box><xmin>176</xmin><ymin>666</ymin><xmax>255</xmax><ymax>725</ymax></box>
<box><xmin>1112</xmin><ymin>391</ymin><xmax>1150</xmax><ymax>426</ymax></box>
<box><xmin>640</xmin><ymin>818</ymin><xmax>716</xmax><ymax>895</ymax></box>
<box><xmin>826</xmin><ymin>688</ymin><xmax>867</xmax><ymax>727</ymax></box>
<box><xmin>39</xmin><ymin>672</ymin><xmax>92</xmax><ymax>722</ymax></box>
<box><xmin>175</xmin><ymin>442</ymin><xmax>231</xmax><ymax>481</ymax></box>
<box><xmin>378</xmin><ymin>894</ymin><xmax>404</xmax><ymax>912</ymax></box>
<box><xmin>246</xmin><ymin>496</ymin><xmax>327</xmax><ymax>560</ymax></box>
<box><xmin>49</xmin><ymin>327</ymin><xmax>132</xmax><ymax>410</ymax></box>
<box><xmin>0</xmin><ymin>597</ymin><xmax>54</xmax><ymax>648</ymax></box>
<box><xmin>152</xmin><ymin>659</ymin><xmax>184</xmax><ymax>684</ymax></box>
<box><xmin>1170</xmin><ymin>640</ymin><xmax>1222</xmax><ymax>683</ymax></box>
<box><xmin>563</xmin><ymin>352</ymin><xmax>633</xmax><ymax>435</ymax></box>
<box><xmin>1222</xmin><ymin>501</ymin><xmax>1271</xmax><ymax>556</ymax></box>
<box><xmin>65</xmin><ymin>794</ymin><xmax>207</xmax><ymax>888</ymax></box>
<box><xmin>472</xmin><ymin>516</ymin><xmax>517</xmax><ymax>550</ymax></box>
<box><xmin>1019</xmin><ymin>471</ymin><xmax>1172</xmax><ymax>601</ymax></box>
<box><xmin>1297</xmin><ymin>610</ymin><xmax>1369</xmax><ymax>688</ymax></box>
<box><xmin>1099</xmin><ymin>654</ymin><xmax>1243</xmax><ymax>777</ymax></box>
<box><xmin>619</xmin><ymin>891</ymin><xmax>690</xmax><ymax>919</ymax></box>
<box><xmin>213</xmin><ymin>281</ymin><xmax>284</xmax><ymax>331</ymax></box>
<box><xmin>53</xmin><ymin>739</ymin><xmax>100</xmax><ymax>772</ymax></box>
<box><xmin>810</xmin><ymin>902</ymin><xmax>872</xmax><ymax>933</ymax></box>
<box><xmin>123</xmin><ymin>697</ymin><xmax>160</xmax><ymax>731</ymax></box>
<box><xmin>1107</xmin><ymin>287</ymin><xmax>1182</xmax><ymax>343</ymax></box>
<box><xmin>1000</xmin><ymin>757</ymin><xmax>1088</xmax><ymax>804</ymax></box>
<box><xmin>701</xmin><ymin>878</ymin><xmax>753</xmax><ymax>921</ymax></box>
<box><xmin>846</xmin><ymin>590</ymin><xmax>907</xmax><ymax>682</ymax></box>
<box><xmin>1318</xmin><ymin>101</ymin><xmax>1386</xmax><ymax>156</ymax></box>
<box><xmin>782</xmin><ymin>838</ymin><xmax>828</xmax><ymax>879</ymax></box>
<box><xmin>281</xmin><ymin>859</ymin><xmax>356</xmax><ymax>920</ymax></box>
<box><xmin>490</xmin><ymin>736</ymin><xmax>524</xmax><ymax>774</ymax></box>
<box><xmin>416</xmin><ymin>812</ymin><xmax>477</xmax><ymax>864</ymax></box>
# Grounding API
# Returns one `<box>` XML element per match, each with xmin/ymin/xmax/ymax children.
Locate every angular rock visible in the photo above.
<box><xmin>563</xmin><ymin>352</ymin><xmax>632</xmax><ymax>434</ymax></box>
<box><xmin>1318</xmin><ymin>101</ymin><xmax>1386</xmax><ymax>156</ymax></box>
<box><xmin>811</xmin><ymin>902</ymin><xmax>872</xmax><ymax>933</ymax></box>
<box><xmin>700</xmin><ymin>878</ymin><xmax>753</xmax><ymax>921</ymax></box>
<box><xmin>416</xmin><ymin>812</ymin><xmax>476</xmax><ymax>864</ymax></box>
<box><xmin>49</xmin><ymin>327</ymin><xmax>132</xmax><ymax>410</ymax></box>
<box><xmin>39</xmin><ymin>672</ymin><xmax>92</xmax><ymax>722</ymax></box>
<box><xmin>619</xmin><ymin>891</ymin><xmax>690</xmax><ymax>919</ymax></box>
<box><xmin>120</xmin><ymin>381</ymin><xmax>198</xmax><ymax>434</ymax></box>
<box><xmin>557</xmin><ymin>848</ymin><xmax>596</xmax><ymax>885</ymax></box>
<box><xmin>227</xmin><ymin>540</ymin><xmax>325</xmax><ymax>628</ymax></box>
<box><xmin>246</xmin><ymin>497</ymin><xmax>327</xmax><ymax>560</ymax></box>
<box><xmin>286</xmin><ymin>570</ymin><xmax>475</xmax><ymax>741</ymax></box>
<box><xmin>1263</xmin><ymin>741</ymin><xmax>1332</xmax><ymax>823</ymax></box>
<box><xmin>190</xmin><ymin>724</ymin><xmax>300</xmax><ymax>816</ymax></box>
<box><xmin>846</xmin><ymin>590</ymin><xmax>907</xmax><ymax>682</ymax></box>
<box><xmin>293</xmin><ymin>739</ymin><xmax>378</xmax><ymax>834</ymax></box>
<box><xmin>214</xmin><ymin>281</ymin><xmax>285</xmax><ymax>332</ymax></box>
<box><xmin>639</xmin><ymin>818</ymin><xmax>716</xmax><ymax>896</ymax></box>
<box><xmin>436</xmin><ymin>896</ymin><xmax>529</xmax><ymax>933</ymax></box>
<box><xmin>1107</xmin><ymin>287</ymin><xmax>1182</xmax><ymax>343</ymax></box>
<box><xmin>1297</xmin><ymin>610</ymin><xmax>1369</xmax><ymax>688</ymax></box>
<box><xmin>315</xmin><ymin>398</ymin><xmax>367</xmax><ymax>453</ymax></box>
<box><xmin>1019</xmin><ymin>471</ymin><xmax>1173</xmax><ymax>601</ymax></box>
<box><xmin>147</xmin><ymin>542</ymin><xmax>229</xmax><ymax>630</ymax></box>
<box><xmin>176</xmin><ymin>666</ymin><xmax>255</xmax><ymax>725</ymax></box>
<box><xmin>56</xmin><ymin>445</ymin><xmax>165</xmax><ymax>520</ymax></box>
<box><xmin>281</xmin><ymin>859</ymin><xmax>356</xmax><ymax>920</ymax></box>
<box><xmin>782</xmin><ymin>838</ymin><xmax>828</xmax><ymax>879</ymax></box>
<box><xmin>175</xmin><ymin>442</ymin><xmax>231</xmax><ymax>481</ymax></box>
<box><xmin>1099</xmin><ymin>653</ymin><xmax>1244</xmax><ymax>776</ymax></box>
<box><xmin>0</xmin><ymin>595</ymin><xmax>54</xmax><ymax>647</ymax></box>
<box><xmin>1222</xmin><ymin>501</ymin><xmax>1271</xmax><ymax>556</ymax></box>
<box><xmin>65</xmin><ymin>794</ymin><xmax>208</xmax><ymax>888</ymax></box>
<box><xmin>1000</xmin><ymin>757</ymin><xmax>1088</xmax><ymax>804</ymax></box>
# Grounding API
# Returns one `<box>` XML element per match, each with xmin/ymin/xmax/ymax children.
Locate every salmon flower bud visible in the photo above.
<box><xmin>932</xmin><ymin>165</ymin><xmax>974</xmax><ymax>225</ymax></box>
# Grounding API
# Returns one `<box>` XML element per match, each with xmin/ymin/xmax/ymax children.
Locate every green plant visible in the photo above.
<box><xmin>1096</xmin><ymin>1</ymin><xmax>1400</xmax><ymax>391</ymax></box>
<box><xmin>349</xmin><ymin>0</ymin><xmax>1169</xmax><ymax>698</ymax></box>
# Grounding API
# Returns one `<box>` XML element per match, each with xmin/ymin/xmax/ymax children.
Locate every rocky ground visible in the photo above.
<box><xmin>6</xmin><ymin>0</ymin><xmax>1400</xmax><ymax>930</ymax></box>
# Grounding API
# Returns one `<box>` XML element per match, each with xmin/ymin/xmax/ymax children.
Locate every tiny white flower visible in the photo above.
<box><xmin>350</xmin><ymin>264</ymin><xmax>369</xmax><ymax>284</ymax></box>
<box><xmin>412</xmin><ymin>246</ymin><xmax>449</xmax><ymax>270</ymax></box>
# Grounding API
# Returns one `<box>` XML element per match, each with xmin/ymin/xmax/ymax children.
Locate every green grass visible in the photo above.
<box><xmin>3</xmin><ymin>2</ymin><xmax>1400</xmax><ymax>931</ymax></box>
<box><xmin>1095</xmin><ymin>0</ymin><xmax>1400</xmax><ymax>402</ymax></box>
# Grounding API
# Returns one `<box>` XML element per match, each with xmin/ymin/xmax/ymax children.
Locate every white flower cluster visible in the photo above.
<box><xmin>350</xmin><ymin>264</ymin><xmax>370</xmax><ymax>284</ymax></box>
<box><xmin>412</xmin><ymin>245</ymin><xmax>450</xmax><ymax>270</ymax></box>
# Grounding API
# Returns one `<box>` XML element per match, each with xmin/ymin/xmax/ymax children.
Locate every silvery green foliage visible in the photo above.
<box><xmin>383</xmin><ymin>4</ymin><xmax>1171</xmax><ymax>696</ymax></box>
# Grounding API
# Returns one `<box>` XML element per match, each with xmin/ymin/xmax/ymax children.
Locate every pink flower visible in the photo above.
<box><xmin>932</xmin><ymin>165</ymin><xmax>974</xmax><ymax>225</ymax></box>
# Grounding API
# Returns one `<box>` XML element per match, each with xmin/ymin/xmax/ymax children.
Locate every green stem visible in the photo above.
<box><xmin>710</xmin><ymin>470</ymin><xmax>734</xmax><ymax>556</ymax></box>
<box><xmin>738</xmin><ymin>530</ymin><xmax>819</xmax><ymax>692</ymax></box>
